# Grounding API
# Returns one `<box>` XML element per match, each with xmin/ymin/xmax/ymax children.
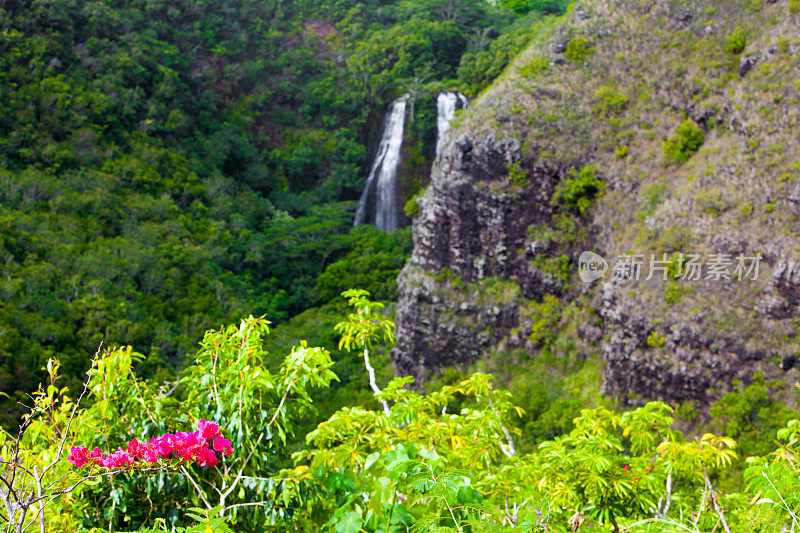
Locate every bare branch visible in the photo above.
<box><xmin>363</xmin><ymin>348</ymin><xmax>390</xmax><ymax>417</ymax></box>
<box><xmin>486</xmin><ymin>386</ymin><xmax>516</xmax><ymax>457</ymax></box>
<box><xmin>0</xmin><ymin>471</ymin><xmax>20</xmax><ymax>506</ymax></box>
<box><xmin>44</xmin><ymin>343</ymin><xmax>103</xmax><ymax>477</ymax></box>
<box><xmin>218</xmin><ymin>433</ymin><xmax>264</xmax><ymax>508</ymax></box>
<box><xmin>221</xmin><ymin>501</ymin><xmax>269</xmax><ymax>513</ymax></box>
<box><xmin>180</xmin><ymin>466</ymin><xmax>212</xmax><ymax>510</ymax></box>
<box><xmin>26</xmin><ymin>466</ymin><xmax>166</xmax><ymax>508</ymax></box>
<box><xmin>702</xmin><ymin>465</ymin><xmax>731</xmax><ymax>533</ymax></box>
<box><xmin>32</xmin><ymin>466</ymin><xmax>44</xmax><ymax>533</ymax></box>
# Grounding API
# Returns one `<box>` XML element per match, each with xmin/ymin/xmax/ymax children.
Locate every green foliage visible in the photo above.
<box><xmin>533</xmin><ymin>253</ymin><xmax>573</xmax><ymax>286</ymax></box>
<box><xmin>552</xmin><ymin>164</ymin><xmax>605</xmax><ymax>214</ymax></box>
<box><xmin>518</xmin><ymin>55</ymin><xmax>552</xmax><ymax>78</ymax></box>
<box><xmin>506</xmin><ymin>161</ymin><xmax>530</xmax><ymax>187</ymax></box>
<box><xmin>262</xmin><ymin>301</ymin><xmax>395</xmax><ymax>450</ymax></box>
<box><xmin>6</xmin><ymin>306</ymin><xmax>799</xmax><ymax>532</ymax></box>
<box><xmin>594</xmin><ymin>85</ymin><xmax>629</xmax><ymax>115</ymax></box>
<box><xmin>456</xmin><ymin>3</ymin><xmax>570</xmax><ymax>95</ymax></box>
<box><xmin>478</xmin><ymin>301</ymin><xmax>602</xmax><ymax>450</ymax></box>
<box><xmin>726</xmin><ymin>27</ymin><xmax>748</xmax><ymax>54</ymax></box>
<box><xmin>457</xmin><ymin>15</ymin><xmax>545</xmax><ymax>95</ymax></box>
<box><xmin>663</xmin><ymin>119</ymin><xmax>706</xmax><ymax>163</ymax></box>
<box><xmin>743</xmin><ymin>418</ymin><xmax>800</xmax><ymax>531</ymax></box>
<box><xmin>710</xmin><ymin>375</ymin><xmax>796</xmax><ymax>457</ymax></box>
<box><xmin>646</xmin><ymin>330</ymin><xmax>666</xmax><ymax>348</ymax></box>
<box><xmin>404</xmin><ymin>192</ymin><xmax>423</xmax><ymax>218</ymax></box>
<box><xmin>536</xmin><ymin>404</ymin><xmax>675</xmax><ymax>526</ymax></box>
<box><xmin>434</xmin><ymin>266</ymin><xmax>463</xmax><ymax>285</ymax></box>
<box><xmin>315</xmin><ymin>226</ymin><xmax>412</xmax><ymax>303</ymax></box>
<box><xmin>534</xmin><ymin>404</ymin><xmax>740</xmax><ymax>530</ymax></box>
<box><xmin>138</xmin><ymin>507</ymin><xmax>234</xmax><ymax>533</ymax></box>
<box><xmin>2</xmin><ymin>0</ymin><xmax>798</xmax><ymax>530</ymax></box>
<box><xmin>564</xmin><ymin>37</ymin><xmax>594</xmax><ymax>62</ymax></box>
<box><xmin>335</xmin><ymin>290</ymin><xmax>396</xmax><ymax>353</ymax></box>
<box><xmin>499</xmin><ymin>0</ymin><xmax>571</xmax><ymax>15</ymax></box>
<box><xmin>522</xmin><ymin>295</ymin><xmax>562</xmax><ymax>348</ymax></box>
<box><xmin>286</xmin><ymin>371</ymin><xmax>532</xmax><ymax>530</ymax></box>
<box><xmin>1</xmin><ymin>315</ymin><xmax>337</xmax><ymax>530</ymax></box>
<box><xmin>664</xmin><ymin>282</ymin><xmax>692</xmax><ymax>305</ymax></box>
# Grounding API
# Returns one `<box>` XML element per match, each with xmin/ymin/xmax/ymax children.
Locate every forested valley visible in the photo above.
<box><xmin>0</xmin><ymin>0</ymin><xmax>563</xmax><ymax>424</ymax></box>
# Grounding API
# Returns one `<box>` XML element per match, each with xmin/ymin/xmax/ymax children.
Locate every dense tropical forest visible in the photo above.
<box><xmin>0</xmin><ymin>0</ymin><xmax>568</xmax><ymax>425</ymax></box>
<box><xmin>2</xmin><ymin>0</ymin><xmax>800</xmax><ymax>531</ymax></box>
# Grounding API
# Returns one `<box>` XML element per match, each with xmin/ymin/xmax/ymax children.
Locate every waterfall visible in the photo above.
<box><xmin>435</xmin><ymin>91</ymin><xmax>469</xmax><ymax>158</ymax></box>
<box><xmin>354</xmin><ymin>94</ymin><xmax>409</xmax><ymax>232</ymax></box>
<box><xmin>355</xmin><ymin>91</ymin><xmax>467</xmax><ymax>232</ymax></box>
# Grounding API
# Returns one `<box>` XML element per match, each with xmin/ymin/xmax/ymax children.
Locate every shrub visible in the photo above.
<box><xmin>594</xmin><ymin>85</ymin><xmax>629</xmax><ymax>115</ymax></box>
<box><xmin>506</xmin><ymin>161</ymin><xmax>530</xmax><ymax>187</ymax></box>
<box><xmin>696</xmin><ymin>190</ymin><xmax>728</xmax><ymax>215</ymax></box>
<box><xmin>499</xmin><ymin>0</ymin><xmax>570</xmax><ymax>15</ymax></box>
<box><xmin>519</xmin><ymin>55</ymin><xmax>551</xmax><ymax>78</ymax></box>
<box><xmin>710</xmin><ymin>374</ymin><xmax>797</xmax><ymax>457</ymax></box>
<box><xmin>498</xmin><ymin>0</ymin><xmax>532</xmax><ymax>14</ymax></box>
<box><xmin>403</xmin><ymin>191</ymin><xmax>422</xmax><ymax>217</ymax></box>
<box><xmin>647</xmin><ymin>330</ymin><xmax>666</xmax><ymax>347</ymax></box>
<box><xmin>664</xmin><ymin>282</ymin><xmax>692</xmax><ymax>305</ymax></box>
<box><xmin>552</xmin><ymin>164</ymin><xmax>605</xmax><ymax>214</ymax></box>
<box><xmin>530</xmin><ymin>0</ymin><xmax>571</xmax><ymax>14</ymax></box>
<box><xmin>564</xmin><ymin>37</ymin><xmax>594</xmax><ymax>62</ymax></box>
<box><xmin>314</xmin><ymin>225</ymin><xmax>409</xmax><ymax>302</ymax></box>
<box><xmin>523</xmin><ymin>294</ymin><xmax>562</xmax><ymax>347</ymax></box>
<box><xmin>726</xmin><ymin>27</ymin><xmax>747</xmax><ymax>54</ymax></box>
<box><xmin>663</xmin><ymin>119</ymin><xmax>706</xmax><ymax>163</ymax></box>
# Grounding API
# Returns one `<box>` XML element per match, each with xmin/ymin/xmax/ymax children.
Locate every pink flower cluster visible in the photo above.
<box><xmin>68</xmin><ymin>420</ymin><xmax>233</xmax><ymax>469</ymax></box>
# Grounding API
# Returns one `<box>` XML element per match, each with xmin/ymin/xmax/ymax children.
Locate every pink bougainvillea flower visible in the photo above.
<box><xmin>174</xmin><ymin>431</ymin><xmax>203</xmax><ymax>461</ymax></box>
<box><xmin>89</xmin><ymin>447</ymin><xmax>105</xmax><ymax>465</ymax></box>
<box><xmin>197</xmin><ymin>447</ymin><xmax>218</xmax><ymax>467</ymax></box>
<box><xmin>68</xmin><ymin>446</ymin><xmax>89</xmax><ymax>467</ymax></box>
<box><xmin>213</xmin><ymin>437</ymin><xmax>233</xmax><ymax>456</ymax></box>
<box><xmin>151</xmin><ymin>434</ymin><xmax>174</xmax><ymax>457</ymax></box>
<box><xmin>68</xmin><ymin>422</ymin><xmax>233</xmax><ymax>470</ymax></box>
<box><xmin>197</xmin><ymin>419</ymin><xmax>221</xmax><ymax>440</ymax></box>
<box><xmin>101</xmin><ymin>449</ymin><xmax>133</xmax><ymax>469</ymax></box>
<box><xmin>143</xmin><ymin>444</ymin><xmax>160</xmax><ymax>463</ymax></box>
<box><xmin>127</xmin><ymin>439</ymin><xmax>145</xmax><ymax>459</ymax></box>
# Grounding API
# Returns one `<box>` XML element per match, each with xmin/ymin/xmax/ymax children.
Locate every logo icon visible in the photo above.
<box><xmin>579</xmin><ymin>251</ymin><xmax>608</xmax><ymax>283</ymax></box>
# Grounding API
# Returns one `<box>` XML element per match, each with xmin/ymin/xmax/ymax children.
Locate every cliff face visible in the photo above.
<box><xmin>393</xmin><ymin>134</ymin><xmax>565</xmax><ymax>378</ymax></box>
<box><xmin>392</xmin><ymin>0</ymin><xmax>800</xmax><ymax>406</ymax></box>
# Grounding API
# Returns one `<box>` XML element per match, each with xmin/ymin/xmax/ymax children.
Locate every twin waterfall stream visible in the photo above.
<box><xmin>355</xmin><ymin>91</ymin><xmax>468</xmax><ymax>232</ymax></box>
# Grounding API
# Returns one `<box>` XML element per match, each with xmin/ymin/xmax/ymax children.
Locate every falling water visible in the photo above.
<box><xmin>354</xmin><ymin>94</ymin><xmax>409</xmax><ymax>232</ymax></box>
<box><xmin>435</xmin><ymin>91</ymin><xmax>469</xmax><ymax>158</ymax></box>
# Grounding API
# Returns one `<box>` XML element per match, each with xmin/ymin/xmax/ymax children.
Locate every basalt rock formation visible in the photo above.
<box><xmin>392</xmin><ymin>0</ymin><xmax>800</xmax><ymax>408</ymax></box>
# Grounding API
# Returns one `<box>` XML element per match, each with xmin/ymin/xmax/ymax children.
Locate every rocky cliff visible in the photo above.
<box><xmin>392</xmin><ymin>0</ymin><xmax>800</xmax><ymax>408</ymax></box>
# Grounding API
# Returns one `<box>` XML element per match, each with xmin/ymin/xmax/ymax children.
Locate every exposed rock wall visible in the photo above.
<box><xmin>393</xmin><ymin>134</ymin><xmax>565</xmax><ymax>378</ymax></box>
